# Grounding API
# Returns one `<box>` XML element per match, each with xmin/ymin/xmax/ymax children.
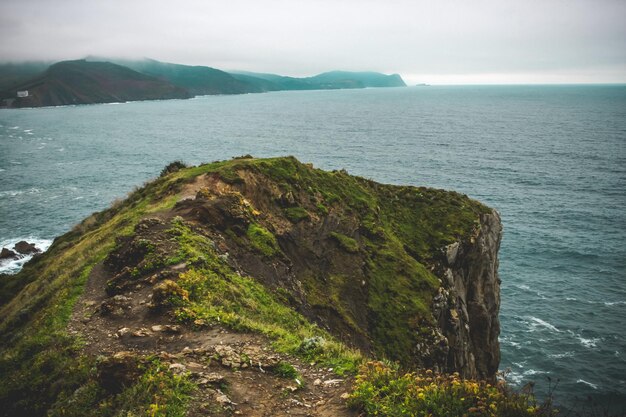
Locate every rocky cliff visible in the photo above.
<box><xmin>0</xmin><ymin>156</ymin><xmax>501</xmax><ymax>416</ymax></box>
<box><xmin>433</xmin><ymin>211</ymin><xmax>502</xmax><ymax>381</ymax></box>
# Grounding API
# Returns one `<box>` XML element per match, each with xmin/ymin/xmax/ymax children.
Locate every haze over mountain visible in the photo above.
<box><xmin>1</xmin><ymin>0</ymin><xmax>624</xmax><ymax>84</ymax></box>
<box><xmin>0</xmin><ymin>58</ymin><xmax>406</xmax><ymax>108</ymax></box>
<box><xmin>0</xmin><ymin>60</ymin><xmax>191</xmax><ymax>108</ymax></box>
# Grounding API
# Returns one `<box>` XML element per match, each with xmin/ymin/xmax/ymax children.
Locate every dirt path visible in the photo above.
<box><xmin>68</xmin><ymin>261</ymin><xmax>358</xmax><ymax>416</ymax></box>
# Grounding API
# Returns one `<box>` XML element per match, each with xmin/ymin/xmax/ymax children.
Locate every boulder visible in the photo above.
<box><xmin>0</xmin><ymin>248</ymin><xmax>17</xmax><ymax>259</ymax></box>
<box><xmin>14</xmin><ymin>241</ymin><xmax>40</xmax><ymax>255</ymax></box>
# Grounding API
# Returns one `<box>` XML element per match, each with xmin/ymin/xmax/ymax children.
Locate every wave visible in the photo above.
<box><xmin>576</xmin><ymin>379</ymin><xmax>598</xmax><ymax>390</ymax></box>
<box><xmin>0</xmin><ymin>188</ymin><xmax>41</xmax><ymax>197</ymax></box>
<box><xmin>566</xmin><ymin>330</ymin><xmax>601</xmax><ymax>348</ymax></box>
<box><xmin>527</xmin><ymin>316</ymin><xmax>560</xmax><ymax>333</ymax></box>
<box><xmin>0</xmin><ymin>238</ymin><xmax>53</xmax><ymax>274</ymax></box>
<box><xmin>603</xmin><ymin>301</ymin><xmax>626</xmax><ymax>306</ymax></box>
<box><xmin>548</xmin><ymin>351</ymin><xmax>575</xmax><ymax>359</ymax></box>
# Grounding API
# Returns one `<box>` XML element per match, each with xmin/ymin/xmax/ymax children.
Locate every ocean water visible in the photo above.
<box><xmin>1</xmin><ymin>85</ymin><xmax>625</xmax><ymax>411</ymax></box>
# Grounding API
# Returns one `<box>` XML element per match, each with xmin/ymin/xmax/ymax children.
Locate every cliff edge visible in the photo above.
<box><xmin>0</xmin><ymin>156</ymin><xmax>501</xmax><ymax>416</ymax></box>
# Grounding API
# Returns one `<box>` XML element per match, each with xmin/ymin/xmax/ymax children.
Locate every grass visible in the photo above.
<box><xmin>329</xmin><ymin>232</ymin><xmax>359</xmax><ymax>253</ymax></box>
<box><xmin>48</xmin><ymin>358</ymin><xmax>195</xmax><ymax>417</ymax></box>
<box><xmin>284</xmin><ymin>206</ymin><xmax>310</xmax><ymax>223</ymax></box>
<box><xmin>168</xmin><ymin>219</ymin><xmax>361</xmax><ymax>375</ymax></box>
<box><xmin>272</xmin><ymin>362</ymin><xmax>300</xmax><ymax>379</ymax></box>
<box><xmin>246</xmin><ymin>223</ymin><xmax>280</xmax><ymax>257</ymax></box>
<box><xmin>349</xmin><ymin>361</ymin><xmax>558</xmax><ymax>417</ymax></box>
<box><xmin>0</xmin><ymin>156</ymin><xmax>494</xmax><ymax>416</ymax></box>
<box><xmin>163</xmin><ymin>156</ymin><xmax>488</xmax><ymax>367</ymax></box>
<box><xmin>0</xmin><ymin>168</ymin><xmax>198</xmax><ymax>417</ymax></box>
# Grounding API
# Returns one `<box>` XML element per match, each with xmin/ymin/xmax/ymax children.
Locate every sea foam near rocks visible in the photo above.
<box><xmin>0</xmin><ymin>238</ymin><xmax>53</xmax><ymax>274</ymax></box>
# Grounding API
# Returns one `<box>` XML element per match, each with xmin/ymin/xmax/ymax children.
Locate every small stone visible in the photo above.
<box><xmin>323</xmin><ymin>379</ymin><xmax>343</xmax><ymax>386</ymax></box>
<box><xmin>197</xmin><ymin>372</ymin><xmax>225</xmax><ymax>385</ymax></box>
<box><xmin>313</xmin><ymin>378</ymin><xmax>322</xmax><ymax>386</ymax></box>
<box><xmin>164</xmin><ymin>324</ymin><xmax>181</xmax><ymax>333</ymax></box>
<box><xmin>132</xmin><ymin>328</ymin><xmax>150</xmax><ymax>337</ymax></box>
<box><xmin>151</xmin><ymin>325</ymin><xmax>164</xmax><ymax>332</ymax></box>
<box><xmin>340</xmin><ymin>392</ymin><xmax>350</xmax><ymax>400</ymax></box>
<box><xmin>116</xmin><ymin>327</ymin><xmax>131</xmax><ymax>337</ymax></box>
<box><xmin>215</xmin><ymin>391</ymin><xmax>236</xmax><ymax>405</ymax></box>
<box><xmin>84</xmin><ymin>300</ymin><xmax>97</xmax><ymax>307</ymax></box>
<box><xmin>169</xmin><ymin>363</ymin><xmax>187</xmax><ymax>374</ymax></box>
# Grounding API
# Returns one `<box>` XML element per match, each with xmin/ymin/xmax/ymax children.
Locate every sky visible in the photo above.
<box><xmin>1</xmin><ymin>0</ymin><xmax>625</xmax><ymax>84</ymax></box>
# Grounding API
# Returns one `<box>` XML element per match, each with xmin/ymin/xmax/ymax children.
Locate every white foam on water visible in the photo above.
<box><xmin>577</xmin><ymin>336</ymin><xmax>600</xmax><ymax>348</ymax></box>
<box><xmin>548</xmin><ymin>351</ymin><xmax>575</xmax><ymax>359</ymax></box>
<box><xmin>0</xmin><ymin>188</ymin><xmax>40</xmax><ymax>197</ymax></box>
<box><xmin>604</xmin><ymin>301</ymin><xmax>626</xmax><ymax>306</ymax></box>
<box><xmin>505</xmin><ymin>370</ymin><xmax>524</xmax><ymax>385</ymax></box>
<box><xmin>576</xmin><ymin>379</ymin><xmax>598</xmax><ymax>389</ymax></box>
<box><xmin>523</xmin><ymin>368</ymin><xmax>541</xmax><ymax>376</ymax></box>
<box><xmin>528</xmin><ymin>316</ymin><xmax>560</xmax><ymax>333</ymax></box>
<box><xmin>0</xmin><ymin>238</ymin><xmax>53</xmax><ymax>274</ymax></box>
<box><xmin>565</xmin><ymin>297</ymin><xmax>577</xmax><ymax>301</ymax></box>
<box><xmin>565</xmin><ymin>329</ymin><xmax>601</xmax><ymax>348</ymax></box>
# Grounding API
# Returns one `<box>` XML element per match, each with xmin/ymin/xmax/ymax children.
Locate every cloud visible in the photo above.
<box><xmin>1</xmin><ymin>0</ymin><xmax>625</xmax><ymax>83</ymax></box>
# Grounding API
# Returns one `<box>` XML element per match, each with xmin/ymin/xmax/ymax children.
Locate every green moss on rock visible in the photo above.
<box><xmin>246</xmin><ymin>223</ymin><xmax>280</xmax><ymax>256</ymax></box>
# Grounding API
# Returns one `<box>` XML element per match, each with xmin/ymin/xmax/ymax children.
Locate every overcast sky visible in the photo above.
<box><xmin>1</xmin><ymin>0</ymin><xmax>625</xmax><ymax>84</ymax></box>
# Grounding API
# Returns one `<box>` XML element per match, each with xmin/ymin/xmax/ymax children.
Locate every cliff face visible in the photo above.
<box><xmin>433</xmin><ymin>211</ymin><xmax>502</xmax><ymax>382</ymax></box>
<box><xmin>0</xmin><ymin>157</ymin><xmax>501</xmax><ymax>416</ymax></box>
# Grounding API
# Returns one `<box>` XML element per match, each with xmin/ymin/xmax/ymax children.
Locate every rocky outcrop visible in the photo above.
<box><xmin>0</xmin><ymin>248</ymin><xmax>17</xmax><ymax>259</ymax></box>
<box><xmin>14</xmin><ymin>241</ymin><xmax>40</xmax><ymax>255</ymax></box>
<box><xmin>0</xmin><ymin>157</ymin><xmax>503</xmax><ymax>417</ymax></box>
<box><xmin>433</xmin><ymin>210</ymin><xmax>502</xmax><ymax>382</ymax></box>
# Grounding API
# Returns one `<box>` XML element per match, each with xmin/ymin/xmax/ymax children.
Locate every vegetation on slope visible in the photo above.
<box><xmin>349</xmin><ymin>361</ymin><xmax>557</xmax><ymax>417</ymax></box>
<box><xmin>3</xmin><ymin>59</ymin><xmax>190</xmax><ymax>108</ymax></box>
<box><xmin>0</xmin><ymin>156</ymin><xmax>526</xmax><ymax>417</ymax></box>
<box><xmin>113</xmin><ymin>58</ymin><xmax>257</xmax><ymax>95</ymax></box>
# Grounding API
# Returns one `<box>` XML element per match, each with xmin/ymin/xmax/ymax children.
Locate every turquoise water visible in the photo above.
<box><xmin>1</xmin><ymin>85</ymin><xmax>625</xmax><ymax>410</ymax></box>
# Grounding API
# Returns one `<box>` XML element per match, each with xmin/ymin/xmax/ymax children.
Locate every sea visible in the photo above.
<box><xmin>1</xmin><ymin>85</ymin><xmax>625</xmax><ymax>412</ymax></box>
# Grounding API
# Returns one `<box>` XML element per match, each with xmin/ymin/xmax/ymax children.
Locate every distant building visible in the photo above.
<box><xmin>17</xmin><ymin>90</ymin><xmax>29</xmax><ymax>98</ymax></box>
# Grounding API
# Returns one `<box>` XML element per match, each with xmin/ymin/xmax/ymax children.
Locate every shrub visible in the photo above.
<box><xmin>246</xmin><ymin>223</ymin><xmax>280</xmax><ymax>257</ymax></box>
<box><xmin>160</xmin><ymin>161</ymin><xmax>187</xmax><ymax>177</ymax></box>
<box><xmin>151</xmin><ymin>280</ymin><xmax>189</xmax><ymax>308</ymax></box>
<box><xmin>329</xmin><ymin>232</ymin><xmax>359</xmax><ymax>253</ymax></box>
<box><xmin>273</xmin><ymin>362</ymin><xmax>300</xmax><ymax>379</ymax></box>
<box><xmin>349</xmin><ymin>361</ymin><xmax>557</xmax><ymax>417</ymax></box>
<box><xmin>284</xmin><ymin>207</ymin><xmax>310</xmax><ymax>223</ymax></box>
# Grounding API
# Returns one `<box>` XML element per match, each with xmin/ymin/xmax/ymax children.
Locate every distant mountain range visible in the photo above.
<box><xmin>0</xmin><ymin>58</ymin><xmax>406</xmax><ymax>108</ymax></box>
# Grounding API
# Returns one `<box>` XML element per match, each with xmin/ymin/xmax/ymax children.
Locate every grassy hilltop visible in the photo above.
<box><xmin>0</xmin><ymin>156</ymin><xmax>549</xmax><ymax>416</ymax></box>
